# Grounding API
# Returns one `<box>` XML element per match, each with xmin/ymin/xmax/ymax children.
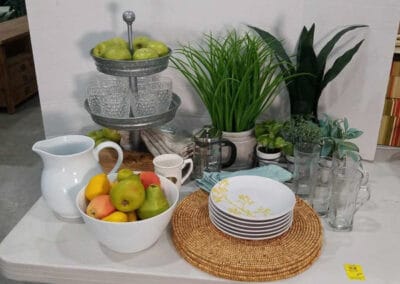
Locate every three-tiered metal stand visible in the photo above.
<box><xmin>84</xmin><ymin>11</ymin><xmax>181</xmax><ymax>150</ymax></box>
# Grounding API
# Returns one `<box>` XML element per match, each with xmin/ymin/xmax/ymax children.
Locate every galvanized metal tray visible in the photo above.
<box><xmin>90</xmin><ymin>49</ymin><xmax>171</xmax><ymax>77</ymax></box>
<box><xmin>84</xmin><ymin>93</ymin><xmax>181</xmax><ymax>130</ymax></box>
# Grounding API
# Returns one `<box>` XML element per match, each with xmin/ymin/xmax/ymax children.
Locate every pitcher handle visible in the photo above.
<box><xmin>181</xmin><ymin>158</ymin><xmax>194</xmax><ymax>184</ymax></box>
<box><xmin>355</xmin><ymin>174</ymin><xmax>371</xmax><ymax>212</ymax></box>
<box><xmin>93</xmin><ymin>141</ymin><xmax>123</xmax><ymax>174</ymax></box>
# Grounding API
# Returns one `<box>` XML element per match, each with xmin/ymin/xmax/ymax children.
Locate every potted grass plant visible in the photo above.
<box><xmin>171</xmin><ymin>30</ymin><xmax>292</xmax><ymax>170</ymax></box>
<box><xmin>249</xmin><ymin>24</ymin><xmax>367</xmax><ymax>121</ymax></box>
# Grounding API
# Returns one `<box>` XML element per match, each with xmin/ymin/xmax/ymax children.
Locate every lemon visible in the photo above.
<box><xmin>102</xmin><ymin>211</ymin><xmax>128</xmax><ymax>222</ymax></box>
<box><xmin>85</xmin><ymin>173</ymin><xmax>110</xmax><ymax>201</ymax></box>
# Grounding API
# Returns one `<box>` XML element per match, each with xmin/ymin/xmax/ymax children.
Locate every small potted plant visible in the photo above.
<box><xmin>319</xmin><ymin>114</ymin><xmax>363</xmax><ymax>159</ymax></box>
<box><xmin>255</xmin><ymin>120</ymin><xmax>289</xmax><ymax>162</ymax></box>
<box><xmin>281</xmin><ymin>116</ymin><xmax>322</xmax><ymax>162</ymax></box>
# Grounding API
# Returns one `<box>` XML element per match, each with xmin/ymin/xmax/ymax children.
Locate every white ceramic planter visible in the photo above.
<box><xmin>222</xmin><ymin>129</ymin><xmax>257</xmax><ymax>171</ymax></box>
<box><xmin>256</xmin><ymin>145</ymin><xmax>282</xmax><ymax>160</ymax></box>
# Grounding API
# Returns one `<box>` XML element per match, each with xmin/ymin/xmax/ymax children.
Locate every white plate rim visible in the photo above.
<box><xmin>210</xmin><ymin>176</ymin><xmax>296</xmax><ymax>221</ymax></box>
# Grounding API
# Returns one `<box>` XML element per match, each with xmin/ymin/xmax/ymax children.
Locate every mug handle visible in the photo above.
<box><xmin>221</xmin><ymin>139</ymin><xmax>237</xmax><ymax>168</ymax></box>
<box><xmin>181</xmin><ymin>158</ymin><xmax>194</xmax><ymax>184</ymax></box>
<box><xmin>93</xmin><ymin>141</ymin><xmax>123</xmax><ymax>174</ymax></box>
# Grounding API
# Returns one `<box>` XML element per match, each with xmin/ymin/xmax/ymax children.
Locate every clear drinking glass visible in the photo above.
<box><xmin>327</xmin><ymin>166</ymin><xmax>370</xmax><ymax>231</ymax></box>
<box><xmin>87</xmin><ymin>82</ymin><xmax>130</xmax><ymax>118</ymax></box>
<box><xmin>131</xmin><ymin>76</ymin><xmax>172</xmax><ymax>117</ymax></box>
<box><xmin>312</xmin><ymin>157</ymin><xmax>333</xmax><ymax>216</ymax></box>
<box><xmin>293</xmin><ymin>142</ymin><xmax>321</xmax><ymax>203</ymax></box>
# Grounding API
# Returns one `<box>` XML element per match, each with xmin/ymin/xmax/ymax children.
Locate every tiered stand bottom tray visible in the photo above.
<box><xmin>172</xmin><ymin>190</ymin><xmax>323</xmax><ymax>282</ymax></box>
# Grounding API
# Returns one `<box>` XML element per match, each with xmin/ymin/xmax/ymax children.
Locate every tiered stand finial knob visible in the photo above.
<box><xmin>122</xmin><ymin>11</ymin><xmax>135</xmax><ymax>23</ymax></box>
<box><xmin>123</xmin><ymin>11</ymin><xmax>135</xmax><ymax>55</ymax></box>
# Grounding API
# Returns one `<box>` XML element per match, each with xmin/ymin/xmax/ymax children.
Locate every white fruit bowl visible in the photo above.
<box><xmin>75</xmin><ymin>172</ymin><xmax>179</xmax><ymax>253</ymax></box>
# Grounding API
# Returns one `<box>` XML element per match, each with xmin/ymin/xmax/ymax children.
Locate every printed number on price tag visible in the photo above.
<box><xmin>344</xmin><ymin>264</ymin><xmax>366</xmax><ymax>280</ymax></box>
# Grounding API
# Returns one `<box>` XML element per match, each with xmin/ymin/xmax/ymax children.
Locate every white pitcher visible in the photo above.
<box><xmin>32</xmin><ymin>135</ymin><xmax>123</xmax><ymax>221</ymax></box>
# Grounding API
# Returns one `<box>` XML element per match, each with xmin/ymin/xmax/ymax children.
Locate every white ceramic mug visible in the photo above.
<box><xmin>153</xmin><ymin>154</ymin><xmax>193</xmax><ymax>189</ymax></box>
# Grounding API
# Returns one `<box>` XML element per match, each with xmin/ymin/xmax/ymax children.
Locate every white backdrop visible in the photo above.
<box><xmin>25</xmin><ymin>0</ymin><xmax>400</xmax><ymax>160</ymax></box>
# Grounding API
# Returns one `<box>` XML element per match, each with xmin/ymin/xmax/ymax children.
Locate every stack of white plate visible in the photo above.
<box><xmin>208</xmin><ymin>175</ymin><xmax>296</xmax><ymax>240</ymax></box>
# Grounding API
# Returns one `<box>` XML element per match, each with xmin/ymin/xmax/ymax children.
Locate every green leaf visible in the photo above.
<box><xmin>345</xmin><ymin>128</ymin><xmax>363</xmax><ymax>139</ymax></box>
<box><xmin>317</xmin><ymin>25</ymin><xmax>367</xmax><ymax>76</ymax></box>
<box><xmin>296</xmin><ymin>25</ymin><xmax>315</xmax><ymax>68</ymax></box>
<box><xmin>344</xmin><ymin>118</ymin><xmax>349</xmax><ymax>131</ymax></box>
<box><xmin>291</xmin><ymin>25</ymin><xmax>318</xmax><ymax>115</ymax></box>
<box><xmin>337</xmin><ymin>141</ymin><xmax>359</xmax><ymax>154</ymax></box>
<box><xmin>321</xmin><ymin>40</ymin><xmax>364</xmax><ymax>90</ymax></box>
<box><xmin>248</xmin><ymin>25</ymin><xmax>292</xmax><ymax>66</ymax></box>
<box><xmin>320</xmin><ymin>138</ymin><xmax>334</xmax><ymax>157</ymax></box>
<box><xmin>274</xmin><ymin>137</ymin><xmax>287</xmax><ymax>149</ymax></box>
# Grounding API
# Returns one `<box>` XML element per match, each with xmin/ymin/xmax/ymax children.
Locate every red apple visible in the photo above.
<box><xmin>86</xmin><ymin>195</ymin><xmax>115</xmax><ymax>219</ymax></box>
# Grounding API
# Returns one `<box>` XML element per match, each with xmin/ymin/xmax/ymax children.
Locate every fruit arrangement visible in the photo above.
<box><xmin>87</xmin><ymin>128</ymin><xmax>121</xmax><ymax>146</ymax></box>
<box><xmin>84</xmin><ymin>169</ymin><xmax>169</xmax><ymax>222</ymax></box>
<box><xmin>92</xmin><ymin>36</ymin><xmax>169</xmax><ymax>61</ymax></box>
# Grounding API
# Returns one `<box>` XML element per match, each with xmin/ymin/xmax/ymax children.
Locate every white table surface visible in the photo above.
<box><xmin>1</xmin><ymin>149</ymin><xmax>400</xmax><ymax>284</ymax></box>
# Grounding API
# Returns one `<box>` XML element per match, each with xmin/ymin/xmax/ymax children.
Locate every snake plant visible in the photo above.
<box><xmin>249</xmin><ymin>24</ymin><xmax>367</xmax><ymax>120</ymax></box>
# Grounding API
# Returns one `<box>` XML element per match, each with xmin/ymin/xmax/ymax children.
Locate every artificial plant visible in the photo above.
<box><xmin>319</xmin><ymin>114</ymin><xmax>363</xmax><ymax>158</ymax></box>
<box><xmin>171</xmin><ymin>30</ymin><xmax>293</xmax><ymax>132</ymax></box>
<box><xmin>249</xmin><ymin>24</ymin><xmax>367</xmax><ymax>120</ymax></box>
<box><xmin>255</xmin><ymin>120</ymin><xmax>288</xmax><ymax>153</ymax></box>
<box><xmin>281</xmin><ymin>116</ymin><xmax>322</xmax><ymax>156</ymax></box>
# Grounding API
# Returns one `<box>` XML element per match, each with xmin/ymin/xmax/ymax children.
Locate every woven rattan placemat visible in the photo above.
<box><xmin>172</xmin><ymin>190</ymin><xmax>323</xmax><ymax>282</ymax></box>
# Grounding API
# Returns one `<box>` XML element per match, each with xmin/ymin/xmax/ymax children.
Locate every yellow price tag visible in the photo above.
<box><xmin>344</xmin><ymin>264</ymin><xmax>366</xmax><ymax>280</ymax></box>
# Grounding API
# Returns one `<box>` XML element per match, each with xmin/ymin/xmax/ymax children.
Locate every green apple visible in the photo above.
<box><xmin>133</xmin><ymin>36</ymin><xmax>151</xmax><ymax>50</ymax></box>
<box><xmin>117</xmin><ymin>168</ymin><xmax>134</xmax><ymax>181</ymax></box>
<box><xmin>92</xmin><ymin>42</ymin><xmax>108</xmax><ymax>57</ymax></box>
<box><xmin>106</xmin><ymin>37</ymin><xmax>129</xmax><ymax>48</ymax></box>
<box><xmin>147</xmin><ymin>40</ymin><xmax>169</xmax><ymax>57</ymax></box>
<box><xmin>133</xmin><ymin>47</ymin><xmax>158</xmax><ymax>60</ymax></box>
<box><xmin>110</xmin><ymin>178</ymin><xmax>145</xmax><ymax>212</ymax></box>
<box><xmin>103</xmin><ymin>46</ymin><xmax>132</xmax><ymax>60</ymax></box>
<box><xmin>101</xmin><ymin>128</ymin><xmax>121</xmax><ymax>143</ymax></box>
<box><xmin>87</xmin><ymin>129</ymin><xmax>104</xmax><ymax>141</ymax></box>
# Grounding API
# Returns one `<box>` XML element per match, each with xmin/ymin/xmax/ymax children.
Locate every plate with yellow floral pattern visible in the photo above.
<box><xmin>210</xmin><ymin>176</ymin><xmax>295</xmax><ymax>221</ymax></box>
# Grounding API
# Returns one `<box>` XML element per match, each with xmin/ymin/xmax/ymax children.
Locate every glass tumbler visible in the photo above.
<box><xmin>87</xmin><ymin>82</ymin><xmax>130</xmax><ymax>118</ymax></box>
<box><xmin>312</xmin><ymin>157</ymin><xmax>333</xmax><ymax>217</ymax></box>
<box><xmin>131</xmin><ymin>77</ymin><xmax>172</xmax><ymax>117</ymax></box>
<box><xmin>293</xmin><ymin>142</ymin><xmax>321</xmax><ymax>203</ymax></box>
